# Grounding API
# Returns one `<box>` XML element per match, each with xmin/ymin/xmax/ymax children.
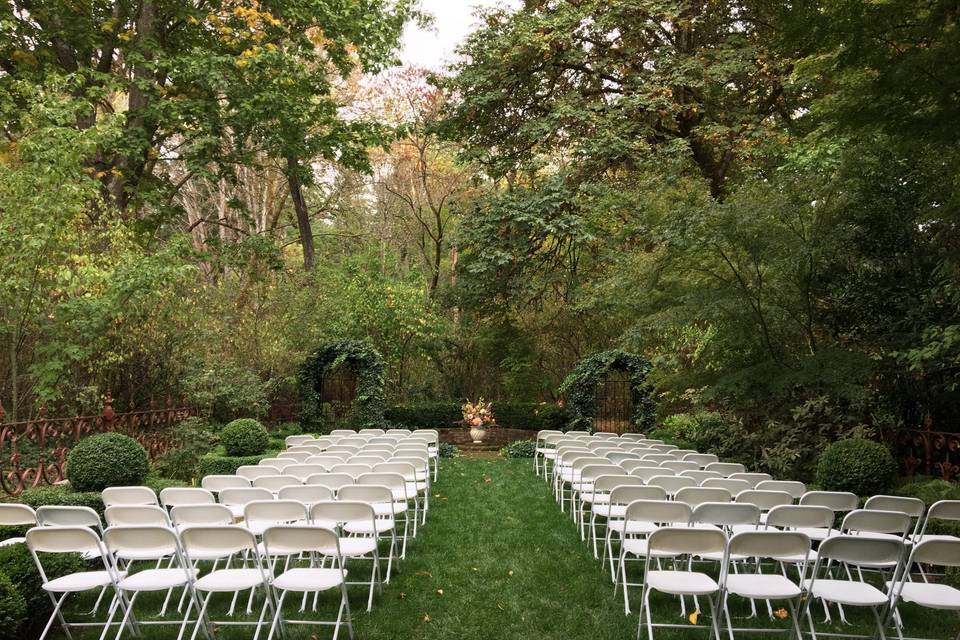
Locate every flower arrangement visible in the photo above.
<box><xmin>462</xmin><ymin>398</ymin><xmax>495</xmax><ymax>429</ymax></box>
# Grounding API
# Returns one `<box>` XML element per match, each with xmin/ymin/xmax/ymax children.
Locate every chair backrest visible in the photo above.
<box><xmin>592</xmin><ymin>475</ymin><xmax>646</xmax><ymax>494</ymax></box>
<box><xmin>304</xmin><ymin>473</ymin><xmax>355</xmax><ymax>491</ymax></box>
<box><xmin>36</xmin><ymin>505</ymin><xmax>102</xmax><ymax>529</ymax></box>
<box><xmin>244</xmin><ymin>500</ymin><xmax>308</xmax><ymax>527</ymax></box>
<box><xmin>682</xmin><ymin>453</ymin><xmax>719</xmax><ymax>467</ymax></box>
<box><xmin>605</xmin><ymin>452</ymin><xmax>642</xmax><ymax>465</ymax></box>
<box><xmin>338</xmin><ymin>484</ymin><xmax>393</xmax><ymax>506</ymax></box>
<box><xmin>815</xmin><ymin>534</ymin><xmax>903</xmax><ymax>567</ymax></box>
<box><xmin>277</xmin><ymin>451</ymin><xmax>311</xmax><ymax>462</ymax></box>
<box><xmin>647</xmin><ymin>475</ymin><xmax>698</xmax><ymax>496</ymax></box>
<box><xmin>919</xmin><ymin>499</ymin><xmax>960</xmax><ymax>539</ymax></box>
<box><xmin>170</xmin><ymin>504</ymin><xmax>234</xmax><ymax>527</ymax></box>
<box><xmin>624</xmin><ymin>499</ymin><xmax>691</xmax><ymax>525</ymax></box>
<box><xmin>253</xmin><ymin>475</ymin><xmax>300</xmax><ymax>492</ymax></box>
<box><xmin>704</xmin><ymin>462</ymin><xmax>747</xmax><ymax>476</ymax></box>
<box><xmin>0</xmin><ymin>503</ymin><xmax>37</xmax><ymax>526</ymax></box>
<box><xmin>309</xmin><ymin>500</ymin><xmax>377</xmax><ymax>530</ymax></box>
<box><xmin>691</xmin><ymin>502</ymin><xmax>761</xmax><ymax>528</ymax></box>
<box><xmin>610</xmin><ymin>485</ymin><xmax>668</xmax><ymax>504</ymax></box>
<box><xmin>647</xmin><ymin>444</ymin><xmax>677</xmax><ymax>453</ymax></box>
<box><xmin>675</xmin><ymin>487</ymin><xmax>733</xmax><ymax>507</ymax></box>
<box><xmin>726</xmin><ymin>530</ymin><xmax>811</xmax><ymax>565</ymax></box>
<box><xmin>841</xmin><ymin>509</ymin><xmax>912</xmax><ymax>537</ymax></box>
<box><xmin>908</xmin><ymin>538</ymin><xmax>960</xmax><ymax>568</ymax></box>
<box><xmin>864</xmin><ymin>495</ymin><xmax>924</xmax><ymax>518</ymax></box>
<box><xmin>278</xmin><ymin>484</ymin><xmax>336</xmax><ymax>505</ymax></box>
<box><xmin>621</xmin><ymin>460</ymin><xmax>662</xmax><ymax>473</ymax></box>
<box><xmin>755</xmin><ymin>480</ymin><xmax>806</xmax><ymax>499</ymax></box>
<box><xmin>680</xmin><ymin>470</ymin><xmax>724</xmax><ymax>483</ymax></box>
<box><xmin>701</xmin><ymin>478</ymin><xmax>752</xmax><ymax>494</ymax></box>
<box><xmin>351</xmin><ymin>455</ymin><xmax>390</xmax><ymax>466</ymax></box>
<box><xmin>26</xmin><ymin>526</ymin><xmax>111</xmax><ymax>581</ymax></box>
<box><xmin>330</xmin><ymin>429</ymin><xmax>357</xmax><ymax>436</ymax></box>
<box><xmin>647</xmin><ymin>527</ymin><xmax>727</xmax><ymax>558</ymax></box>
<box><xmin>181</xmin><ymin>525</ymin><xmax>261</xmax><ymax>561</ymax></box>
<box><xmin>579</xmin><ymin>463</ymin><xmax>623</xmax><ymax>481</ymax></box>
<box><xmin>387</xmin><ymin>428</ymin><xmax>413</xmax><ymax>435</ymax></box>
<box><xmin>331</xmin><ymin>463</ymin><xmax>375</xmax><ymax>478</ymax></box>
<box><xmin>639</xmin><ymin>454</ymin><xmax>675</xmax><ymax>465</ymax></box>
<box><xmin>631</xmin><ymin>467</ymin><xmax>675</xmax><ymax>483</ymax></box>
<box><xmin>102</xmin><ymin>486</ymin><xmax>158</xmax><ymax>507</ymax></box>
<box><xmin>728</xmin><ymin>472</ymin><xmax>773</xmax><ymax>488</ymax></box>
<box><xmin>159</xmin><ymin>487</ymin><xmax>215</xmax><ymax>508</ymax></box>
<box><xmin>104</xmin><ymin>525</ymin><xmax>180</xmax><ymax>562</ymax></box>
<box><xmin>304</xmin><ymin>456</ymin><xmax>344</xmax><ymax>468</ymax></box>
<box><xmin>285</xmin><ymin>435</ymin><xmax>314</xmax><ymax>447</ymax></box>
<box><xmin>262</xmin><ymin>525</ymin><xmax>343</xmax><ymax>562</ymax></box>
<box><xmin>668</xmin><ymin>449</ymin><xmax>698</xmax><ymax>460</ymax></box>
<box><xmin>735</xmin><ymin>490</ymin><xmax>794</xmax><ymax>512</ymax></box>
<box><xmin>285</xmin><ymin>464</ymin><xmax>329</xmax><ymax>481</ymax></box>
<box><xmin>765</xmin><ymin>505</ymin><xmax>835</xmax><ymax>530</ymax></box>
<box><xmin>618</xmin><ymin>433</ymin><xmax>648</xmax><ymax>442</ymax></box>
<box><xmin>357</xmin><ymin>472</ymin><xmax>407</xmax><ymax>495</ymax></box>
<box><xmin>359</xmin><ymin>428</ymin><xmax>386</xmax><ymax>436</ymax></box>
<box><xmin>218</xmin><ymin>487</ymin><xmax>273</xmax><ymax>506</ymax></box>
<box><xmin>799</xmin><ymin>490</ymin><xmax>858</xmax><ymax>512</ymax></box>
<box><xmin>201</xmin><ymin>475</ymin><xmax>250</xmax><ymax>492</ymax></box>
<box><xmin>104</xmin><ymin>505</ymin><xmax>171</xmax><ymax>527</ymax></box>
<box><xmin>258</xmin><ymin>458</ymin><xmax>294</xmax><ymax>471</ymax></box>
<box><xmin>237</xmin><ymin>465</ymin><xmax>277</xmax><ymax>480</ymax></box>
<box><xmin>660</xmin><ymin>460</ymin><xmax>700</xmax><ymax>473</ymax></box>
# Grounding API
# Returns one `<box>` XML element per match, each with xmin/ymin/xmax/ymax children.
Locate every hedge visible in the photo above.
<box><xmin>385</xmin><ymin>401</ymin><xmax>568</xmax><ymax>430</ymax></box>
<box><xmin>197</xmin><ymin>451</ymin><xmax>273</xmax><ymax>476</ymax></box>
<box><xmin>0</xmin><ymin>542</ymin><xmax>85</xmax><ymax>637</ymax></box>
<box><xmin>20</xmin><ymin>484</ymin><xmax>104</xmax><ymax>517</ymax></box>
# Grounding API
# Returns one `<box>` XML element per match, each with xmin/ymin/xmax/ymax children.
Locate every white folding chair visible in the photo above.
<box><xmin>586</xmin><ymin>475</ymin><xmax>646</xmax><ymax>558</ymax></box>
<box><xmin>702</xmin><ymin>478</ymin><xmax>753</xmax><ymax>495</ymax></box>
<box><xmin>170</xmin><ymin>504</ymin><xmax>234</xmax><ymax>530</ymax></box>
<box><xmin>755</xmin><ymin>480</ymin><xmax>806</xmax><ymax>500</ymax></box>
<box><xmin>661</xmin><ymin>460</ymin><xmax>701</xmax><ymax>474</ymax></box>
<box><xmin>284</xmin><ymin>435</ymin><xmax>314</xmax><ymax>447</ymax></box>
<box><xmin>218</xmin><ymin>487</ymin><xmax>274</xmax><ymax>519</ymax></box>
<box><xmin>253</xmin><ymin>475</ymin><xmax>301</xmax><ymax>494</ymax></box>
<box><xmin>357</xmin><ymin>472</ymin><xmax>412</xmax><ymax>557</ymax></box>
<box><xmin>310</xmin><ymin>501</ymin><xmax>383</xmax><ymax>612</ymax></box>
<box><xmin>277</xmin><ymin>451</ymin><xmax>311</xmax><ymax>462</ymax></box>
<box><xmin>160</xmin><ymin>487</ymin><xmax>216</xmax><ymax>510</ymax></box>
<box><xmin>601</xmin><ymin>486</ymin><xmax>668</xmax><ymax>580</ymax></box>
<box><xmin>682</xmin><ymin>470</ymin><xmax>725</xmax><ymax>484</ymax></box>
<box><xmin>305</xmin><ymin>473</ymin><xmax>356</xmax><ymax>494</ymax></box>
<box><xmin>258</xmin><ymin>458</ymin><xmax>294</xmax><ymax>472</ymax></box>
<box><xmin>638</xmin><ymin>527</ymin><xmax>727</xmax><ymax>640</ymax></box>
<box><xmin>238</xmin><ymin>465</ymin><xmax>279</xmax><ymax>480</ymax></box>
<box><xmin>705</xmin><ymin>462</ymin><xmax>747</xmax><ymax>476</ymax></box>
<box><xmin>200</xmin><ymin>475</ymin><xmax>250</xmax><ymax>493</ymax></box>
<box><xmin>277</xmin><ymin>484</ymin><xmax>335</xmax><ymax>508</ymax></box>
<box><xmin>105</xmin><ymin>505</ymin><xmax>171</xmax><ymax>528</ymax></box>
<box><xmin>647</xmin><ymin>475</ymin><xmax>698</xmax><ymax>498</ymax></box>
<box><xmin>683</xmin><ymin>453</ymin><xmax>720</xmax><ymax>468</ymax></box>
<box><xmin>913</xmin><ymin>499</ymin><xmax>960</xmax><ymax>544</ymax></box>
<box><xmin>102</xmin><ymin>486</ymin><xmax>159</xmax><ymax>507</ymax></box>
<box><xmin>0</xmin><ymin>503</ymin><xmax>36</xmax><ymax>545</ymax></box>
<box><xmin>243</xmin><ymin>500</ymin><xmax>308</xmax><ymax>537</ymax></box>
<box><xmin>886</xmin><ymin>538</ymin><xmax>960</xmax><ymax>639</ymax></box>
<box><xmin>865</xmin><ymin>495</ymin><xmax>925</xmax><ymax>539</ymax></box>
<box><xmin>728</xmin><ymin>472</ymin><xmax>773</xmax><ymax>488</ymax></box>
<box><xmin>675</xmin><ymin>487</ymin><xmax>733</xmax><ymax>508</ymax></box>
<box><xmin>337</xmin><ymin>485</ymin><xmax>399</xmax><ymax>582</ymax></box>
<box><xmin>26</xmin><ymin>525</ymin><xmax>130</xmax><ymax>640</ymax></box>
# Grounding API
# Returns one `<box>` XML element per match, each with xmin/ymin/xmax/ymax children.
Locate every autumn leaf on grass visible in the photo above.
<box><xmin>422</xmin><ymin>614</ymin><xmax>432</xmax><ymax>622</ymax></box>
<box><xmin>399</xmin><ymin>592</ymin><xmax>407</xmax><ymax>600</ymax></box>
<box><xmin>508</xmin><ymin>570</ymin><xmax>514</xmax><ymax>576</ymax></box>
<box><xmin>415</xmin><ymin>570</ymin><xmax>433</xmax><ymax>578</ymax></box>
<box><xmin>436</xmin><ymin>589</ymin><xmax>444</xmax><ymax>596</ymax></box>
<box><xmin>688</xmin><ymin>610</ymin><xmax>701</xmax><ymax>625</ymax></box>
<box><xmin>773</xmin><ymin>608</ymin><xmax>789</xmax><ymax>620</ymax></box>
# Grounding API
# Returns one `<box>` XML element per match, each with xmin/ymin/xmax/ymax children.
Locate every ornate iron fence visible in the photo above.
<box><xmin>0</xmin><ymin>392</ymin><xmax>190</xmax><ymax>497</ymax></box>
<box><xmin>890</xmin><ymin>421</ymin><xmax>960</xmax><ymax>481</ymax></box>
<box><xmin>592</xmin><ymin>373</ymin><xmax>633</xmax><ymax>434</ymax></box>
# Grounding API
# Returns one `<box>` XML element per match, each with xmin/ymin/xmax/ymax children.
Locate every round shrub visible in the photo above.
<box><xmin>500</xmin><ymin>439</ymin><xmax>536</xmax><ymax>458</ymax></box>
<box><xmin>220</xmin><ymin>419</ymin><xmax>269</xmax><ymax>457</ymax></box>
<box><xmin>438</xmin><ymin>442</ymin><xmax>460</xmax><ymax>458</ymax></box>
<box><xmin>66</xmin><ymin>432</ymin><xmax>149</xmax><ymax>492</ymax></box>
<box><xmin>815</xmin><ymin>438</ymin><xmax>897</xmax><ymax>497</ymax></box>
<box><xmin>0</xmin><ymin>572</ymin><xmax>26</xmax><ymax>638</ymax></box>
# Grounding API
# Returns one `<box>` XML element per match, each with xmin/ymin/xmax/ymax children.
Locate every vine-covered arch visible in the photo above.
<box><xmin>559</xmin><ymin>350</ymin><xmax>656</xmax><ymax>432</ymax></box>
<box><xmin>297</xmin><ymin>339</ymin><xmax>386</xmax><ymax>430</ymax></box>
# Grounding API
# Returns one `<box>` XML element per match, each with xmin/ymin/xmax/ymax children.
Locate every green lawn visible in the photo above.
<box><xmin>52</xmin><ymin>457</ymin><xmax>958</xmax><ymax>639</ymax></box>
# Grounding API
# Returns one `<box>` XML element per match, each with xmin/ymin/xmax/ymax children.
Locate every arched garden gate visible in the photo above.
<box><xmin>560</xmin><ymin>350</ymin><xmax>656</xmax><ymax>434</ymax></box>
<box><xmin>297</xmin><ymin>339</ymin><xmax>387</xmax><ymax>430</ymax></box>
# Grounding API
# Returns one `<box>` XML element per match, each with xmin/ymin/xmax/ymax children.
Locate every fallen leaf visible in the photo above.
<box><xmin>774</xmin><ymin>608</ymin><xmax>788</xmax><ymax>620</ymax></box>
<box><xmin>508</xmin><ymin>570</ymin><xmax>514</xmax><ymax>576</ymax></box>
<box><xmin>472</xmin><ymin>567</ymin><xmax>478</xmax><ymax>571</ymax></box>
<box><xmin>422</xmin><ymin>614</ymin><xmax>432</xmax><ymax>622</ymax></box>
<box><xmin>399</xmin><ymin>592</ymin><xmax>406</xmax><ymax>599</ymax></box>
<box><xmin>415</xmin><ymin>571</ymin><xmax>433</xmax><ymax>578</ymax></box>
<box><xmin>437</xmin><ymin>589</ymin><xmax>444</xmax><ymax>596</ymax></box>
<box><xmin>689</xmin><ymin>610</ymin><xmax>701</xmax><ymax>625</ymax></box>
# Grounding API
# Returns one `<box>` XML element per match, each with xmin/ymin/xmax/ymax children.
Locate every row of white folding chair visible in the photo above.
<box><xmin>27</xmin><ymin>520</ymin><xmax>362</xmax><ymax>640</ymax></box>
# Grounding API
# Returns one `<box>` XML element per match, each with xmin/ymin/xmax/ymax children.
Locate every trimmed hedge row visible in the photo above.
<box><xmin>197</xmin><ymin>450</ymin><xmax>274</xmax><ymax>476</ymax></box>
<box><xmin>385</xmin><ymin>401</ymin><xmax>568</xmax><ymax>431</ymax></box>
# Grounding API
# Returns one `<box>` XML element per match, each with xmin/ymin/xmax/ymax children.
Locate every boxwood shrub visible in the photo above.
<box><xmin>815</xmin><ymin>438</ymin><xmax>897</xmax><ymax>497</ymax></box>
<box><xmin>66</xmin><ymin>432</ymin><xmax>149</xmax><ymax>492</ymax></box>
<box><xmin>197</xmin><ymin>451</ymin><xmax>271</xmax><ymax>476</ymax></box>
<box><xmin>220</xmin><ymin>419</ymin><xmax>270</xmax><ymax>457</ymax></box>
<box><xmin>20</xmin><ymin>484</ymin><xmax>104</xmax><ymax>517</ymax></box>
<box><xmin>0</xmin><ymin>572</ymin><xmax>26</xmax><ymax>638</ymax></box>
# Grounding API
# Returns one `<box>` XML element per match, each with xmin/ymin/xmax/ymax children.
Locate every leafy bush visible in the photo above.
<box><xmin>144</xmin><ymin>474</ymin><xmax>188</xmax><ymax>493</ymax></box>
<box><xmin>220</xmin><ymin>419</ymin><xmax>269</xmax><ymax>457</ymax></box>
<box><xmin>20</xmin><ymin>484</ymin><xmax>104</xmax><ymax>517</ymax></box>
<box><xmin>816</xmin><ymin>438</ymin><xmax>897</xmax><ymax>497</ymax></box>
<box><xmin>0</xmin><ymin>572</ymin><xmax>26</xmax><ymax>638</ymax></box>
<box><xmin>500</xmin><ymin>439</ymin><xmax>536</xmax><ymax>458</ymax></box>
<box><xmin>272</xmin><ymin>422</ymin><xmax>303</xmax><ymax>438</ymax></box>
<box><xmin>896</xmin><ymin>478</ymin><xmax>960</xmax><ymax>538</ymax></box>
<box><xmin>438</xmin><ymin>442</ymin><xmax>460</xmax><ymax>458</ymax></box>
<box><xmin>152</xmin><ymin>417</ymin><xmax>218</xmax><ymax>481</ymax></box>
<box><xmin>182</xmin><ymin>362</ymin><xmax>269</xmax><ymax>423</ymax></box>
<box><xmin>65</xmin><ymin>432</ymin><xmax>148</xmax><ymax>492</ymax></box>
<box><xmin>491</xmin><ymin>402</ymin><xmax>568</xmax><ymax>430</ymax></box>
<box><xmin>197</xmin><ymin>451</ymin><xmax>271</xmax><ymax>476</ymax></box>
<box><xmin>385</xmin><ymin>402</ymin><xmax>461</xmax><ymax>429</ymax></box>
<box><xmin>0</xmin><ymin>542</ymin><xmax>84</xmax><ymax>636</ymax></box>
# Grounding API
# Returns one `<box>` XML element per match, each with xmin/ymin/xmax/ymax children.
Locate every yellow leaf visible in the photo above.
<box><xmin>689</xmin><ymin>610</ymin><xmax>701</xmax><ymax>625</ymax></box>
<box><xmin>774</xmin><ymin>608</ymin><xmax>789</xmax><ymax>620</ymax></box>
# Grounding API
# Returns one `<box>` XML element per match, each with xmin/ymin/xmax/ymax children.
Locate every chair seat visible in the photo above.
<box><xmin>0</xmin><ymin>537</ymin><xmax>25</xmax><ymax>547</ymax></box>
<box><xmin>118</xmin><ymin>568</ymin><xmax>197</xmax><ymax>592</ymax></box>
<box><xmin>806</xmin><ymin>579</ymin><xmax>888</xmax><ymax>606</ymax></box>
<box><xmin>725</xmin><ymin>574</ymin><xmax>802</xmax><ymax>599</ymax></box>
<box><xmin>541</xmin><ymin>450</ymin><xmax>557</xmax><ymax>459</ymax></box>
<box><xmin>888</xmin><ymin>581</ymin><xmax>960</xmax><ymax>610</ymax></box>
<box><xmin>344</xmin><ymin>517</ymin><xmax>395</xmax><ymax>535</ymax></box>
<box><xmin>647</xmin><ymin>570</ymin><xmax>719</xmax><ymax>596</ymax></box>
<box><xmin>273</xmin><ymin>568</ymin><xmax>346</xmax><ymax>592</ymax></box>
<box><xmin>45</xmin><ymin>570</ymin><xmax>125</xmax><ymax>593</ymax></box>
<box><xmin>195</xmin><ymin>568</ymin><xmax>267</xmax><ymax>592</ymax></box>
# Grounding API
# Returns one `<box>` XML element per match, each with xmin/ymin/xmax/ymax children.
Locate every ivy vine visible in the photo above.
<box><xmin>297</xmin><ymin>339</ymin><xmax>387</xmax><ymax>431</ymax></box>
<box><xmin>558</xmin><ymin>350</ymin><xmax>656</xmax><ymax>433</ymax></box>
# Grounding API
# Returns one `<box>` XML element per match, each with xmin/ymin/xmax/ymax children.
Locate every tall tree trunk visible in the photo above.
<box><xmin>286</xmin><ymin>156</ymin><xmax>315</xmax><ymax>271</ymax></box>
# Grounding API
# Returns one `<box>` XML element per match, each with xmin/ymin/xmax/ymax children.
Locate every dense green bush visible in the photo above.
<box><xmin>66</xmin><ymin>432</ymin><xmax>149</xmax><ymax>492</ymax></box>
<box><xmin>182</xmin><ymin>362</ymin><xmax>269</xmax><ymax>423</ymax></box>
<box><xmin>220</xmin><ymin>419</ymin><xmax>269</xmax><ymax>456</ymax></box>
<box><xmin>385</xmin><ymin>402</ymin><xmax>461</xmax><ymax>428</ymax></box>
<box><xmin>491</xmin><ymin>402</ymin><xmax>568</xmax><ymax>430</ymax></box>
<box><xmin>144</xmin><ymin>474</ymin><xmax>189</xmax><ymax>493</ymax></box>
<box><xmin>197</xmin><ymin>450</ymin><xmax>271</xmax><ymax>476</ymax></box>
<box><xmin>816</xmin><ymin>438</ymin><xmax>897</xmax><ymax>496</ymax></box>
<box><xmin>896</xmin><ymin>478</ymin><xmax>960</xmax><ymax>538</ymax></box>
<box><xmin>0</xmin><ymin>572</ymin><xmax>26</xmax><ymax>639</ymax></box>
<box><xmin>438</xmin><ymin>442</ymin><xmax>460</xmax><ymax>458</ymax></box>
<box><xmin>152</xmin><ymin>417</ymin><xmax>218</xmax><ymax>481</ymax></box>
<box><xmin>272</xmin><ymin>422</ymin><xmax>303</xmax><ymax>438</ymax></box>
<box><xmin>500</xmin><ymin>439</ymin><xmax>536</xmax><ymax>458</ymax></box>
<box><xmin>298</xmin><ymin>340</ymin><xmax>387</xmax><ymax>430</ymax></box>
<box><xmin>20</xmin><ymin>484</ymin><xmax>104</xmax><ymax>517</ymax></box>
<box><xmin>0</xmin><ymin>543</ymin><xmax>84</xmax><ymax>636</ymax></box>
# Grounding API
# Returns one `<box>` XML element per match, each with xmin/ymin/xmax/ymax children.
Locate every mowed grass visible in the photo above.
<box><xmin>51</xmin><ymin>457</ymin><xmax>958</xmax><ymax>639</ymax></box>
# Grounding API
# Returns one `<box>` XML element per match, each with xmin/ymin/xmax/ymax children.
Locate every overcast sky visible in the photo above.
<box><xmin>399</xmin><ymin>0</ymin><xmax>522</xmax><ymax>70</ymax></box>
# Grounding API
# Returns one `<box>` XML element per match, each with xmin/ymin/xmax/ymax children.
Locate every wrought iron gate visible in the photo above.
<box><xmin>318</xmin><ymin>367</ymin><xmax>357</xmax><ymax>419</ymax></box>
<box><xmin>592</xmin><ymin>371</ymin><xmax>632</xmax><ymax>433</ymax></box>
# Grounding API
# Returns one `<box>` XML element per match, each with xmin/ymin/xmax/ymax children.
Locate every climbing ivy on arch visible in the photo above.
<box><xmin>297</xmin><ymin>339</ymin><xmax>387</xmax><ymax>431</ymax></box>
<box><xmin>559</xmin><ymin>350</ymin><xmax>657</xmax><ymax>433</ymax></box>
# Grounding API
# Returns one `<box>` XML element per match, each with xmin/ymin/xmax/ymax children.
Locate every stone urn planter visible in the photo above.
<box><xmin>469</xmin><ymin>427</ymin><xmax>487</xmax><ymax>444</ymax></box>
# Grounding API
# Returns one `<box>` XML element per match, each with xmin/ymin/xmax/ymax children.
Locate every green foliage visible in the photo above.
<box><xmin>220</xmin><ymin>419</ymin><xmax>270</xmax><ymax>457</ymax></box>
<box><xmin>385</xmin><ymin>402</ymin><xmax>461</xmax><ymax>429</ymax></box>
<box><xmin>384</xmin><ymin>401</ymin><xmax>566</xmax><ymax>431</ymax></box>
<box><xmin>500</xmin><ymin>439</ymin><xmax>536</xmax><ymax>458</ymax></box>
<box><xmin>151</xmin><ymin>417</ymin><xmax>218</xmax><ymax>482</ymax></box>
<box><xmin>438</xmin><ymin>442</ymin><xmax>460</xmax><ymax>459</ymax></box>
<box><xmin>20</xmin><ymin>484</ymin><xmax>104</xmax><ymax>517</ymax></box>
<box><xmin>492</xmin><ymin>402</ymin><xmax>569</xmax><ymax>431</ymax></box>
<box><xmin>66</xmin><ymin>432</ymin><xmax>149</xmax><ymax>492</ymax></box>
<box><xmin>816</xmin><ymin>439</ymin><xmax>897</xmax><ymax>497</ymax></box>
<box><xmin>298</xmin><ymin>340</ymin><xmax>387</xmax><ymax>431</ymax></box>
<box><xmin>0</xmin><ymin>572</ymin><xmax>26</xmax><ymax>638</ymax></box>
<box><xmin>896</xmin><ymin>478</ymin><xmax>960</xmax><ymax>540</ymax></box>
<box><xmin>182</xmin><ymin>364</ymin><xmax>269</xmax><ymax>424</ymax></box>
<box><xmin>0</xmin><ymin>542</ymin><xmax>85</xmax><ymax>636</ymax></box>
<box><xmin>559</xmin><ymin>351</ymin><xmax>656</xmax><ymax>432</ymax></box>
<box><xmin>197</xmin><ymin>451</ymin><xmax>271</xmax><ymax>477</ymax></box>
